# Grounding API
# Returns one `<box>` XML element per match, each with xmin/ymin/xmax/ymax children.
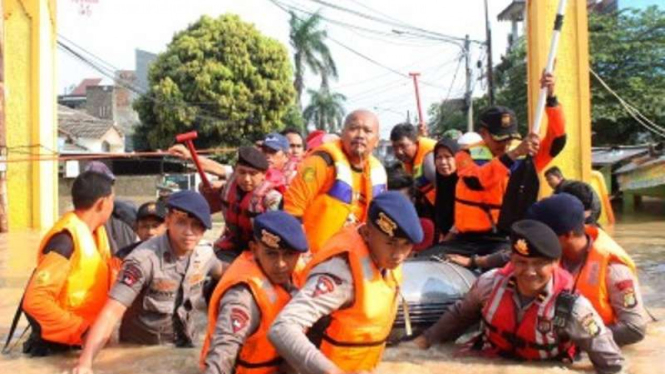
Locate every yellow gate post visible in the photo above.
<box><xmin>4</xmin><ymin>0</ymin><xmax>58</xmax><ymax>230</ymax></box>
<box><xmin>527</xmin><ymin>0</ymin><xmax>592</xmax><ymax>186</ymax></box>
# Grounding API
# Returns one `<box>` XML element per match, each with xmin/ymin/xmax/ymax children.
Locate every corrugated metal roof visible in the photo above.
<box><xmin>615</xmin><ymin>154</ymin><xmax>665</xmax><ymax>175</ymax></box>
<box><xmin>592</xmin><ymin>146</ymin><xmax>649</xmax><ymax>167</ymax></box>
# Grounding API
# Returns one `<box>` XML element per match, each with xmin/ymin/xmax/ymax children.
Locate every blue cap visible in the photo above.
<box><xmin>166</xmin><ymin>190</ymin><xmax>212</xmax><ymax>229</ymax></box>
<box><xmin>253</xmin><ymin>211</ymin><xmax>308</xmax><ymax>252</ymax></box>
<box><xmin>526</xmin><ymin>193</ymin><xmax>585</xmax><ymax>236</ymax></box>
<box><xmin>262</xmin><ymin>133</ymin><xmax>289</xmax><ymax>153</ymax></box>
<box><xmin>84</xmin><ymin>161</ymin><xmax>116</xmax><ymax>181</ymax></box>
<box><xmin>368</xmin><ymin>191</ymin><xmax>424</xmax><ymax>244</ymax></box>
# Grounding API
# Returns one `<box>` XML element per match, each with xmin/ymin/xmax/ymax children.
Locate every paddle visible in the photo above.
<box><xmin>497</xmin><ymin>0</ymin><xmax>568</xmax><ymax>233</ymax></box>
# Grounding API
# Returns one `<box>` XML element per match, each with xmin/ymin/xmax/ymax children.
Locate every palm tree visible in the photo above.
<box><xmin>289</xmin><ymin>12</ymin><xmax>338</xmax><ymax>108</ymax></box>
<box><xmin>303</xmin><ymin>88</ymin><xmax>346</xmax><ymax>132</ymax></box>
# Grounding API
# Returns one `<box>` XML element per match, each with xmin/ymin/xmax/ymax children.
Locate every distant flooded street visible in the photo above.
<box><xmin>0</xmin><ymin>202</ymin><xmax>663</xmax><ymax>374</ymax></box>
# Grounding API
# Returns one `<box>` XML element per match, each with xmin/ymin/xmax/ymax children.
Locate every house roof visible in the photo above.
<box><xmin>498</xmin><ymin>0</ymin><xmax>525</xmax><ymax>22</ymax></box>
<box><xmin>70</xmin><ymin>78</ymin><xmax>102</xmax><ymax>96</ymax></box>
<box><xmin>591</xmin><ymin>146</ymin><xmax>650</xmax><ymax>167</ymax></box>
<box><xmin>58</xmin><ymin>105</ymin><xmax>123</xmax><ymax>139</ymax></box>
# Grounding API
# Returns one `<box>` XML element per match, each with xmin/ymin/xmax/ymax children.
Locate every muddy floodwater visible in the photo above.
<box><xmin>0</xmin><ymin>202</ymin><xmax>663</xmax><ymax>374</ymax></box>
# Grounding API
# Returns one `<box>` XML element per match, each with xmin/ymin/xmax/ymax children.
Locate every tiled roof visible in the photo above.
<box><xmin>58</xmin><ymin>105</ymin><xmax>123</xmax><ymax>139</ymax></box>
<box><xmin>70</xmin><ymin>78</ymin><xmax>102</xmax><ymax>96</ymax></box>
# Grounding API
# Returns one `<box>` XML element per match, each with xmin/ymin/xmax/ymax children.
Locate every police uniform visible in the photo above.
<box><xmin>269</xmin><ymin>192</ymin><xmax>423</xmax><ymax>374</ymax></box>
<box><xmin>528</xmin><ymin>194</ymin><xmax>648</xmax><ymax>346</ymax></box>
<box><xmin>110</xmin><ymin>191</ymin><xmax>223</xmax><ymax>346</ymax></box>
<box><xmin>421</xmin><ymin>220</ymin><xmax>624</xmax><ymax>374</ymax></box>
<box><xmin>201</xmin><ymin>211</ymin><xmax>308</xmax><ymax>374</ymax></box>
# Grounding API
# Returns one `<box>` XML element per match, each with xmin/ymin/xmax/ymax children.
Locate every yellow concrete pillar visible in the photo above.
<box><xmin>4</xmin><ymin>0</ymin><xmax>58</xmax><ymax>230</ymax></box>
<box><xmin>527</xmin><ymin>0</ymin><xmax>592</xmax><ymax>190</ymax></box>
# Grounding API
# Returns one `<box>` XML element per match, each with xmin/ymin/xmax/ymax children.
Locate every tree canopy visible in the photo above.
<box><xmin>429</xmin><ymin>6</ymin><xmax>665</xmax><ymax>145</ymax></box>
<box><xmin>133</xmin><ymin>14</ymin><xmax>295</xmax><ymax>150</ymax></box>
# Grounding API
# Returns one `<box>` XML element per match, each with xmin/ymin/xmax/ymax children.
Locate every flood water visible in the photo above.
<box><xmin>0</xmin><ymin>202</ymin><xmax>663</xmax><ymax>374</ymax></box>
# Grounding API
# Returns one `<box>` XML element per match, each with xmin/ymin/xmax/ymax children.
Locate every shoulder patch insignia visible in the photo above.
<box><xmin>120</xmin><ymin>263</ymin><xmax>143</xmax><ymax>287</ymax></box>
<box><xmin>230</xmin><ymin>307</ymin><xmax>249</xmax><ymax>334</ymax></box>
<box><xmin>537</xmin><ymin>316</ymin><xmax>553</xmax><ymax>333</ymax></box>
<box><xmin>312</xmin><ymin>275</ymin><xmax>335</xmax><ymax>298</ymax></box>
<box><xmin>302</xmin><ymin>167</ymin><xmax>316</xmax><ymax>183</ymax></box>
<box><xmin>581</xmin><ymin>313</ymin><xmax>601</xmax><ymax>337</ymax></box>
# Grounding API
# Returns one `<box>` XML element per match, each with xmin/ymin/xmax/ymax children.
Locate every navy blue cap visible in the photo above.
<box><xmin>166</xmin><ymin>190</ymin><xmax>212</xmax><ymax>229</ymax></box>
<box><xmin>262</xmin><ymin>133</ymin><xmax>290</xmax><ymax>153</ymax></box>
<box><xmin>237</xmin><ymin>146</ymin><xmax>269</xmax><ymax>171</ymax></box>
<box><xmin>510</xmin><ymin>219</ymin><xmax>562</xmax><ymax>259</ymax></box>
<box><xmin>526</xmin><ymin>193</ymin><xmax>585</xmax><ymax>236</ymax></box>
<box><xmin>84</xmin><ymin>161</ymin><xmax>116</xmax><ymax>181</ymax></box>
<box><xmin>253</xmin><ymin>211</ymin><xmax>308</xmax><ymax>253</ymax></box>
<box><xmin>368</xmin><ymin>191</ymin><xmax>424</xmax><ymax>244</ymax></box>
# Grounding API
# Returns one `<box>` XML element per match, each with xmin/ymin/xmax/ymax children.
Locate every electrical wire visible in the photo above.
<box><xmin>590</xmin><ymin>68</ymin><xmax>665</xmax><ymax>138</ymax></box>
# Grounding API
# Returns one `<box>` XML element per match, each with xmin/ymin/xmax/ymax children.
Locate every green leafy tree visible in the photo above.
<box><xmin>303</xmin><ymin>87</ymin><xmax>346</xmax><ymax>132</ymax></box>
<box><xmin>433</xmin><ymin>7</ymin><xmax>664</xmax><ymax>145</ymax></box>
<box><xmin>589</xmin><ymin>6</ymin><xmax>665</xmax><ymax>145</ymax></box>
<box><xmin>289</xmin><ymin>12</ymin><xmax>338</xmax><ymax>107</ymax></box>
<box><xmin>133</xmin><ymin>14</ymin><xmax>295</xmax><ymax>150</ymax></box>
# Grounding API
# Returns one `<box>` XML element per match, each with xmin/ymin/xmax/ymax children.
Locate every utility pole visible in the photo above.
<box><xmin>0</xmin><ymin>0</ymin><xmax>8</xmax><ymax>232</ymax></box>
<box><xmin>464</xmin><ymin>35</ymin><xmax>474</xmax><ymax>132</ymax></box>
<box><xmin>484</xmin><ymin>0</ymin><xmax>495</xmax><ymax>105</ymax></box>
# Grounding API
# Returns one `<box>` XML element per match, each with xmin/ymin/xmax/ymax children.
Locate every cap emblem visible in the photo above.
<box><xmin>261</xmin><ymin>229</ymin><xmax>281</xmax><ymax>248</ymax></box>
<box><xmin>376</xmin><ymin>212</ymin><xmax>397</xmax><ymax>237</ymax></box>
<box><xmin>501</xmin><ymin>113</ymin><xmax>512</xmax><ymax>128</ymax></box>
<box><xmin>514</xmin><ymin>238</ymin><xmax>530</xmax><ymax>256</ymax></box>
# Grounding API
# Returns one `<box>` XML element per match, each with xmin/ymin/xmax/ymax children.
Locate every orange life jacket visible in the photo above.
<box><xmin>302</xmin><ymin>140</ymin><xmax>387</xmax><ymax>254</ymax></box>
<box><xmin>201</xmin><ymin>251</ymin><xmax>298</xmax><ymax>374</ymax></box>
<box><xmin>481</xmin><ymin>264</ymin><xmax>574</xmax><ymax>361</ymax></box>
<box><xmin>29</xmin><ymin>212</ymin><xmax>113</xmax><ymax>345</ymax></box>
<box><xmin>403</xmin><ymin>137</ymin><xmax>437</xmax><ymax>205</ymax></box>
<box><xmin>304</xmin><ymin>226</ymin><xmax>401</xmax><ymax>372</ymax></box>
<box><xmin>454</xmin><ymin>144</ymin><xmax>506</xmax><ymax>233</ymax></box>
<box><xmin>573</xmin><ymin>226</ymin><xmax>637</xmax><ymax>325</ymax></box>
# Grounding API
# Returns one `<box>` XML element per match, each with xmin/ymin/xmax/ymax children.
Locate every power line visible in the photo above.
<box><xmin>590</xmin><ymin>68</ymin><xmax>665</xmax><ymax>138</ymax></box>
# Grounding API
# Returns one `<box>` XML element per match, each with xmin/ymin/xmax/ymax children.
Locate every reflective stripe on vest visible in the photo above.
<box><xmin>304</xmin><ymin>226</ymin><xmax>401</xmax><ymax>372</ymax></box>
<box><xmin>302</xmin><ymin>141</ymin><xmax>387</xmax><ymax>254</ymax></box>
<box><xmin>33</xmin><ymin>212</ymin><xmax>112</xmax><ymax>345</ymax></box>
<box><xmin>201</xmin><ymin>251</ymin><xmax>295</xmax><ymax>374</ymax></box>
<box><xmin>481</xmin><ymin>265</ymin><xmax>573</xmax><ymax>361</ymax></box>
<box><xmin>574</xmin><ymin>226</ymin><xmax>637</xmax><ymax>325</ymax></box>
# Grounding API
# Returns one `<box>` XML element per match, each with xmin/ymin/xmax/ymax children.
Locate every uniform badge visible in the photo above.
<box><xmin>230</xmin><ymin>308</ymin><xmax>249</xmax><ymax>334</ymax></box>
<box><xmin>312</xmin><ymin>275</ymin><xmax>335</xmax><ymax>298</ymax></box>
<box><xmin>537</xmin><ymin>317</ymin><xmax>553</xmax><ymax>333</ymax></box>
<box><xmin>302</xmin><ymin>167</ymin><xmax>316</xmax><ymax>183</ymax></box>
<box><xmin>147</xmin><ymin>203</ymin><xmax>156</xmax><ymax>213</ymax></box>
<box><xmin>514</xmin><ymin>238</ymin><xmax>530</xmax><ymax>256</ymax></box>
<box><xmin>261</xmin><ymin>229</ymin><xmax>281</xmax><ymax>249</ymax></box>
<box><xmin>501</xmin><ymin>113</ymin><xmax>512</xmax><ymax>128</ymax></box>
<box><xmin>35</xmin><ymin>270</ymin><xmax>51</xmax><ymax>285</ymax></box>
<box><xmin>376</xmin><ymin>212</ymin><xmax>397</xmax><ymax>237</ymax></box>
<box><xmin>120</xmin><ymin>263</ymin><xmax>143</xmax><ymax>287</ymax></box>
<box><xmin>581</xmin><ymin>313</ymin><xmax>601</xmax><ymax>337</ymax></box>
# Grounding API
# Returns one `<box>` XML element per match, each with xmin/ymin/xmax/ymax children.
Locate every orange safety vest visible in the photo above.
<box><xmin>481</xmin><ymin>264</ymin><xmax>574</xmax><ymax>361</ymax></box>
<box><xmin>28</xmin><ymin>212</ymin><xmax>113</xmax><ymax>345</ymax></box>
<box><xmin>201</xmin><ymin>251</ymin><xmax>300</xmax><ymax>374</ymax></box>
<box><xmin>304</xmin><ymin>226</ymin><xmax>401</xmax><ymax>372</ymax></box>
<box><xmin>302</xmin><ymin>140</ymin><xmax>387</xmax><ymax>254</ymax></box>
<box><xmin>403</xmin><ymin>137</ymin><xmax>437</xmax><ymax>205</ymax></box>
<box><xmin>573</xmin><ymin>226</ymin><xmax>637</xmax><ymax>325</ymax></box>
<box><xmin>454</xmin><ymin>144</ymin><xmax>506</xmax><ymax>233</ymax></box>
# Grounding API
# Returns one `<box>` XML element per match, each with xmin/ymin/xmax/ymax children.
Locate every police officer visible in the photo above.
<box><xmin>269</xmin><ymin>191</ymin><xmax>423</xmax><ymax>374</ymax></box>
<box><xmin>200</xmin><ymin>211</ymin><xmax>308</xmax><ymax>374</ymax></box>
<box><xmin>73</xmin><ymin>190</ymin><xmax>225</xmax><ymax>374</ymax></box>
<box><xmin>528</xmin><ymin>193</ymin><xmax>647</xmax><ymax>346</ymax></box>
<box><xmin>410</xmin><ymin>220</ymin><xmax>624</xmax><ymax>374</ymax></box>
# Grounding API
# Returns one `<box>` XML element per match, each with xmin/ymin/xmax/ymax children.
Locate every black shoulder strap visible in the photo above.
<box><xmin>553</xmin><ymin>290</ymin><xmax>578</xmax><ymax>329</ymax></box>
<box><xmin>312</xmin><ymin>150</ymin><xmax>334</xmax><ymax>167</ymax></box>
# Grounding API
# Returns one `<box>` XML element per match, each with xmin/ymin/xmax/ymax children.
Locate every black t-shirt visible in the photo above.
<box><xmin>41</xmin><ymin>231</ymin><xmax>74</xmax><ymax>260</ymax></box>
